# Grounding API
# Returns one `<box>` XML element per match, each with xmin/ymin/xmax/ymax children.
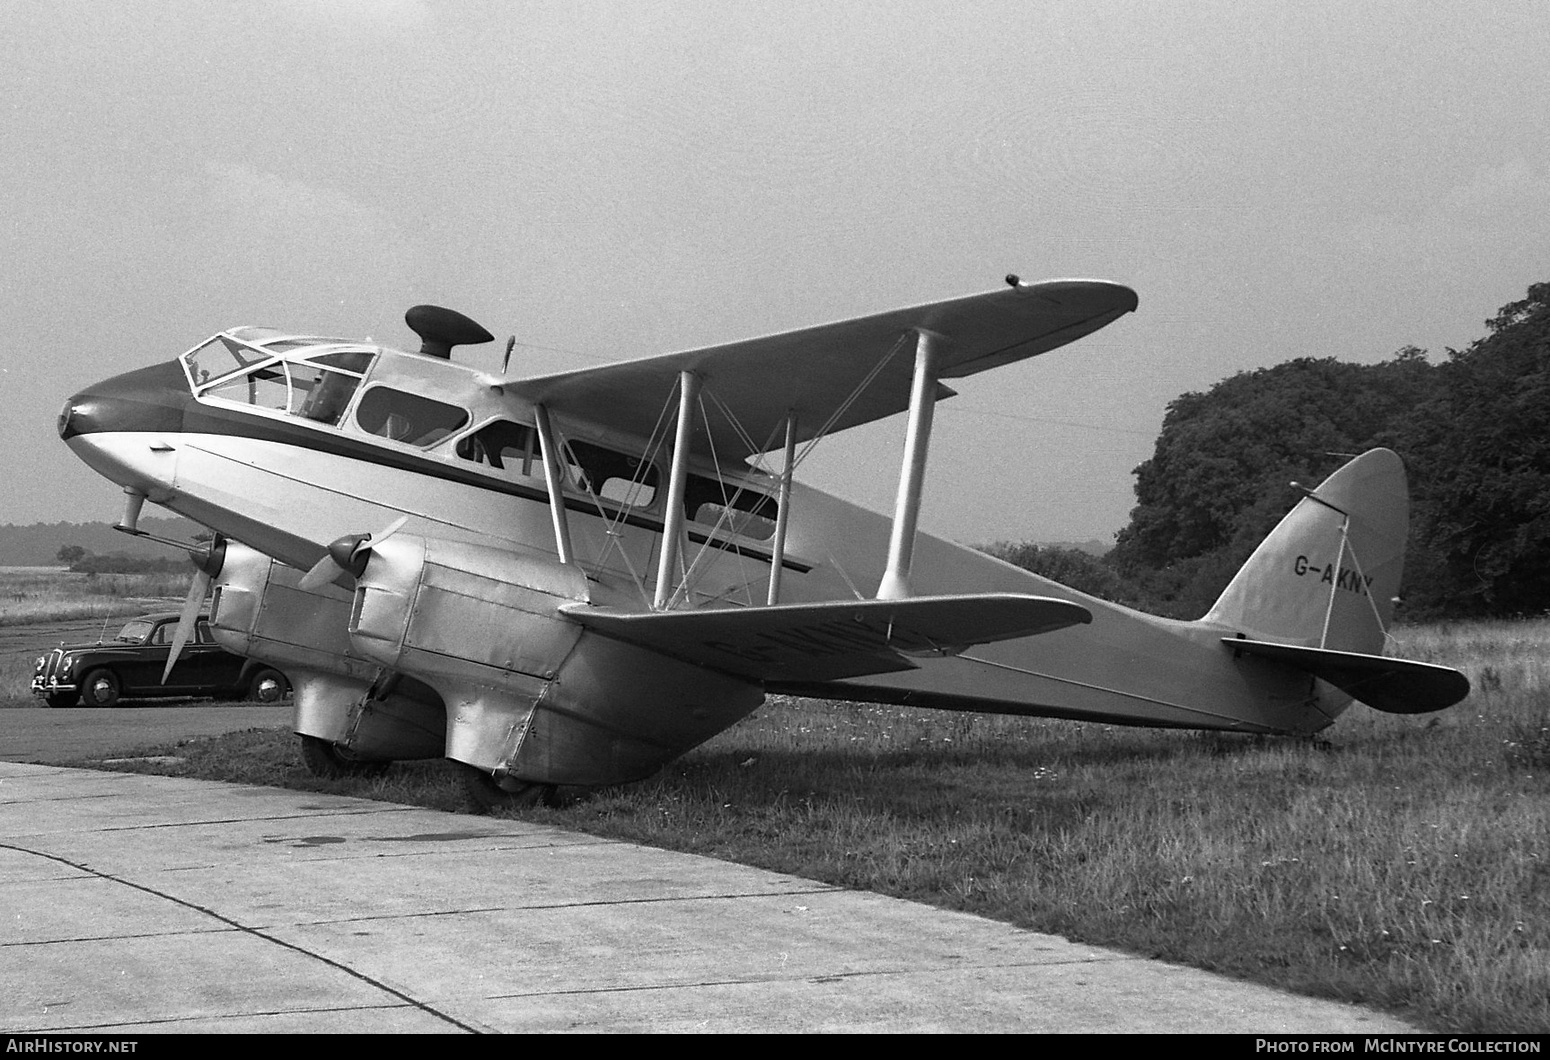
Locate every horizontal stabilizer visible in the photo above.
<box><xmin>1225</xmin><ymin>638</ymin><xmax>1470</xmax><ymax>715</ymax></box>
<box><xmin>562</xmin><ymin>594</ymin><xmax>1092</xmax><ymax>683</ymax></box>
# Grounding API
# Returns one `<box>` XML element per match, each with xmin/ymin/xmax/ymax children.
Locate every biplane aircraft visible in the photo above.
<box><xmin>57</xmin><ymin>276</ymin><xmax>1471</xmax><ymax>808</ymax></box>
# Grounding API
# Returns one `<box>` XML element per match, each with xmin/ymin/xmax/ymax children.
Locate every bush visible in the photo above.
<box><xmin>68</xmin><ymin>553</ymin><xmax>184</xmax><ymax>576</ymax></box>
<box><xmin>980</xmin><ymin>542</ymin><xmax>1159</xmax><ymax>610</ymax></box>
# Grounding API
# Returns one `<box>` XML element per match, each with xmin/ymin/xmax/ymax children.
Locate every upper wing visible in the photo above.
<box><xmin>561</xmin><ymin>593</ymin><xmax>1092</xmax><ymax>682</ymax></box>
<box><xmin>1226</xmin><ymin>639</ymin><xmax>1471</xmax><ymax>714</ymax></box>
<box><xmin>509</xmin><ymin>279</ymin><xmax>1136</xmax><ymax>462</ymax></box>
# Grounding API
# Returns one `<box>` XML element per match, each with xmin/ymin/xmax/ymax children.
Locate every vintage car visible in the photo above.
<box><xmin>32</xmin><ymin>611</ymin><xmax>290</xmax><ymax>708</ymax></box>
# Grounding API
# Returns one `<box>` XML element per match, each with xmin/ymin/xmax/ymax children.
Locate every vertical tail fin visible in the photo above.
<box><xmin>1202</xmin><ymin>449</ymin><xmax>1407</xmax><ymax>654</ymax></box>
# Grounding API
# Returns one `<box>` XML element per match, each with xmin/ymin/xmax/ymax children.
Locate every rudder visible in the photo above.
<box><xmin>1202</xmin><ymin>449</ymin><xmax>1407</xmax><ymax>654</ymax></box>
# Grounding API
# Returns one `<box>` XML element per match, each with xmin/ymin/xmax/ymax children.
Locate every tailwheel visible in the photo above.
<box><xmin>456</xmin><ymin>762</ymin><xmax>557</xmax><ymax>813</ymax></box>
<box><xmin>298</xmin><ymin>734</ymin><xmax>391</xmax><ymax>779</ymax></box>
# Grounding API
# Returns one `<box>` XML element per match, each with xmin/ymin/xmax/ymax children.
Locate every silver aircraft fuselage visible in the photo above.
<box><xmin>60</xmin><ymin>331</ymin><xmax>1332</xmax><ymax>742</ymax></box>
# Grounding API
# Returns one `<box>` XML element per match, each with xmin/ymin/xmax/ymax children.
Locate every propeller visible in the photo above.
<box><xmin>162</xmin><ymin>537</ymin><xmax>227</xmax><ymax>685</ymax></box>
<box><xmin>298</xmin><ymin>515</ymin><xmax>409</xmax><ymax>593</ymax></box>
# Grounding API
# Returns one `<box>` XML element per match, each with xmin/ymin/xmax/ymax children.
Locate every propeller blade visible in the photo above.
<box><xmin>298</xmin><ymin>553</ymin><xmax>343</xmax><ymax>593</ymax></box>
<box><xmin>299</xmin><ymin>515</ymin><xmax>411</xmax><ymax>593</ymax></box>
<box><xmin>162</xmin><ymin>568</ymin><xmax>210</xmax><ymax>685</ymax></box>
<box><xmin>365</xmin><ymin>515</ymin><xmax>409</xmax><ymax>552</ymax></box>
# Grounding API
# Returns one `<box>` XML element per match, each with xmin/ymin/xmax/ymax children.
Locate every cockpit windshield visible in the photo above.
<box><xmin>184</xmin><ymin>334</ymin><xmax>270</xmax><ymax>387</ymax></box>
<box><xmin>182</xmin><ymin>331</ymin><xmax>377</xmax><ymax>427</ymax></box>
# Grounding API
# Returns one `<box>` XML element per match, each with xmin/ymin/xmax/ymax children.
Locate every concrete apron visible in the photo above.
<box><xmin>0</xmin><ymin>762</ymin><xmax>1416</xmax><ymax>1034</ymax></box>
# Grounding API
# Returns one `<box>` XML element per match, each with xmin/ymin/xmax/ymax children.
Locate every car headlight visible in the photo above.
<box><xmin>59</xmin><ymin>654</ymin><xmax>74</xmax><ymax>672</ymax></box>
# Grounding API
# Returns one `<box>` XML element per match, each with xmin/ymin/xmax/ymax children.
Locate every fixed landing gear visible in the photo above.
<box><xmin>456</xmin><ymin>762</ymin><xmax>558</xmax><ymax>814</ymax></box>
<box><xmin>297</xmin><ymin>734</ymin><xmax>391</xmax><ymax>779</ymax></box>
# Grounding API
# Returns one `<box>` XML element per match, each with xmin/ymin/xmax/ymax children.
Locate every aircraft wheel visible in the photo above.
<box><xmin>456</xmin><ymin>762</ymin><xmax>557</xmax><ymax>814</ymax></box>
<box><xmin>81</xmin><ymin>669</ymin><xmax>120</xmax><ymax>707</ymax></box>
<box><xmin>45</xmin><ymin>692</ymin><xmax>79</xmax><ymax>709</ymax></box>
<box><xmin>298</xmin><ymin>734</ymin><xmax>390</xmax><ymax>779</ymax></box>
<box><xmin>246</xmin><ymin>668</ymin><xmax>290</xmax><ymax>703</ymax></box>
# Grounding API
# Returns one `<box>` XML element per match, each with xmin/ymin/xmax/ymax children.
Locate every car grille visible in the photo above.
<box><xmin>36</xmin><ymin>650</ymin><xmax>63</xmax><ymax>684</ymax></box>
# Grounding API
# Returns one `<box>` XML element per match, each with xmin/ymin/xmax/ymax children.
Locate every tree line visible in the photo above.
<box><xmin>989</xmin><ymin>281</ymin><xmax>1550</xmax><ymax>621</ymax></box>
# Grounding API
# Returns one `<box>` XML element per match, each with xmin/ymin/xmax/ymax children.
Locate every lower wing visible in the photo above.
<box><xmin>561</xmin><ymin>594</ymin><xmax>1092</xmax><ymax>683</ymax></box>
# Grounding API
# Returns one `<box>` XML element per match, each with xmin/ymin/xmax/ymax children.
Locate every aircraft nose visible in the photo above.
<box><xmin>59</xmin><ymin>360</ymin><xmax>190</xmax><ymax>440</ymax></box>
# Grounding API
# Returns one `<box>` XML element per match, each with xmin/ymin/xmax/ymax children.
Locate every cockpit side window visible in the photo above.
<box><xmin>190</xmin><ymin>336</ymin><xmax>376</xmax><ymax>430</ymax></box>
<box><xmin>356</xmin><ymin>387</ymin><xmax>469</xmax><ymax>447</ymax></box>
<box><xmin>296</xmin><ymin>367</ymin><xmax>359</xmax><ymax>425</ymax></box>
<box><xmin>206</xmin><ymin>361</ymin><xmax>292</xmax><ymax>412</ymax></box>
<box><xmin>200</xmin><ymin>359</ymin><xmax>365</xmax><ymax>426</ymax></box>
<box><xmin>456</xmin><ymin>419</ymin><xmax>538</xmax><ymax>475</ymax></box>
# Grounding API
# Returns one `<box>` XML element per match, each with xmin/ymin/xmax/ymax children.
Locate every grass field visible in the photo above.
<box><xmin>8</xmin><ymin>566</ymin><xmax>1545</xmax><ymax>1032</ymax></box>
<box><xmin>0</xmin><ymin>566</ymin><xmax>184</xmax><ymax>626</ymax></box>
<box><xmin>0</xmin><ymin>567</ymin><xmax>185</xmax><ymax>700</ymax></box>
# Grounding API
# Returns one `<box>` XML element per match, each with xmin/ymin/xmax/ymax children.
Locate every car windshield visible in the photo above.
<box><xmin>115</xmin><ymin>619</ymin><xmax>154</xmax><ymax>644</ymax></box>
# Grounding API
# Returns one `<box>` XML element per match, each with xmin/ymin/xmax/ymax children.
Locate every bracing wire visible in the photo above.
<box><xmin>791</xmin><ymin>332</ymin><xmax>909</xmax><ymax>472</ymax></box>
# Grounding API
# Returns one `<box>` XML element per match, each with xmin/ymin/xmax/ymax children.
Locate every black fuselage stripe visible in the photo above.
<box><xmin>175</xmin><ymin>399</ymin><xmax>812</xmax><ymax>573</ymax></box>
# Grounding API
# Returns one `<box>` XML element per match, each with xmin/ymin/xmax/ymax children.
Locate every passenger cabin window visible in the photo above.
<box><xmin>456</xmin><ymin>420</ymin><xmax>538</xmax><ymax>476</ymax></box>
<box><xmin>564</xmin><ymin>440</ymin><xmax>659</xmax><ymax>508</ymax></box>
<box><xmin>685</xmin><ymin>476</ymin><xmax>778</xmax><ymax>541</ymax></box>
<box><xmin>356</xmin><ymin>387</ymin><xmax>469</xmax><ymax>447</ymax></box>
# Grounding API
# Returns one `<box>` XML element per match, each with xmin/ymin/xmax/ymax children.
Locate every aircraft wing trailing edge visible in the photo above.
<box><xmin>1226</xmin><ymin>638</ymin><xmax>1471</xmax><ymax>715</ymax></box>
<box><xmin>510</xmin><ymin>279</ymin><xmax>1137</xmax><ymax>461</ymax></box>
<box><xmin>561</xmin><ymin>594</ymin><xmax>1092</xmax><ymax>682</ymax></box>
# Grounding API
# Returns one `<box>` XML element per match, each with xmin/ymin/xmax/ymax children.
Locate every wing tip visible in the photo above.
<box><xmin>1007</xmin><ymin>276</ymin><xmax>1139</xmax><ymax>313</ymax></box>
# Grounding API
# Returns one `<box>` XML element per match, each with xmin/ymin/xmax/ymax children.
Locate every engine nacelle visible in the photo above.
<box><xmin>347</xmin><ymin>535</ymin><xmax>589</xmax><ymax>776</ymax></box>
<box><xmin>350</xmin><ymin>534</ymin><xmax>763</xmax><ymax>786</ymax></box>
<box><xmin>209</xmin><ymin>542</ymin><xmax>443</xmax><ymax>760</ymax></box>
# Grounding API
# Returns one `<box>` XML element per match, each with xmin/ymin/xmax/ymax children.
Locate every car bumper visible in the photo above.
<box><xmin>32</xmin><ymin>677</ymin><xmax>78</xmax><ymax>698</ymax></box>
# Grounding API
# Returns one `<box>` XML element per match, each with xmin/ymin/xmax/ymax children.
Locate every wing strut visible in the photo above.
<box><xmin>766</xmin><ymin>413</ymin><xmax>798</xmax><ymax>605</ymax></box>
<box><xmin>534</xmin><ymin>403</ymin><xmax>574</xmax><ymax>565</ymax></box>
<box><xmin>654</xmin><ymin>370</ymin><xmax>702</xmax><ymax>609</ymax></box>
<box><xmin>877</xmin><ymin>330</ymin><xmax>941</xmax><ymax>600</ymax></box>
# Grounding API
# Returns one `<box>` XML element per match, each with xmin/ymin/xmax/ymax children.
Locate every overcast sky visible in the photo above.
<box><xmin>5</xmin><ymin>1</ymin><xmax>1548</xmax><ymax>545</ymax></box>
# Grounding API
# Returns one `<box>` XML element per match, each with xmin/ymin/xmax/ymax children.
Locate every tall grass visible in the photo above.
<box><xmin>72</xmin><ymin>619</ymin><xmax>1550</xmax><ymax>1032</ymax></box>
<box><xmin>0</xmin><ymin>567</ymin><xmax>186</xmax><ymax>626</ymax></box>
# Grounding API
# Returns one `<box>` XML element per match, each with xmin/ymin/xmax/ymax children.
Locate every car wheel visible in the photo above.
<box><xmin>456</xmin><ymin>762</ymin><xmax>558</xmax><ymax>814</ymax></box>
<box><xmin>297</xmin><ymin>734</ymin><xmax>390</xmax><ymax>779</ymax></box>
<box><xmin>246</xmin><ymin>668</ymin><xmax>289</xmax><ymax>703</ymax></box>
<box><xmin>45</xmin><ymin>693</ymin><xmax>79</xmax><ymax>709</ymax></box>
<box><xmin>80</xmin><ymin>669</ymin><xmax>120</xmax><ymax>707</ymax></box>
